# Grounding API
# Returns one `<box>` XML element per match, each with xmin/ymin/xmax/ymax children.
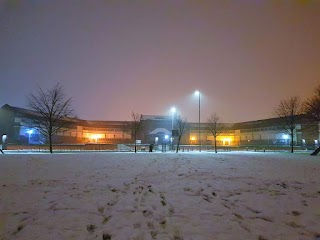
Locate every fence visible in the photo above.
<box><xmin>5</xmin><ymin>143</ymin><xmax>307</xmax><ymax>153</ymax></box>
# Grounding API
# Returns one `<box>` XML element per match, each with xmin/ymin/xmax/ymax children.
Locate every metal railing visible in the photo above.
<box><xmin>3</xmin><ymin>143</ymin><xmax>310</xmax><ymax>153</ymax></box>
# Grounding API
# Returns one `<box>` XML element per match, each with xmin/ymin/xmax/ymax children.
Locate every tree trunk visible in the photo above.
<box><xmin>310</xmin><ymin>121</ymin><xmax>320</xmax><ymax>156</ymax></box>
<box><xmin>176</xmin><ymin>136</ymin><xmax>181</xmax><ymax>153</ymax></box>
<box><xmin>291</xmin><ymin>132</ymin><xmax>294</xmax><ymax>153</ymax></box>
<box><xmin>49</xmin><ymin>134</ymin><xmax>53</xmax><ymax>153</ymax></box>
<box><xmin>214</xmin><ymin>135</ymin><xmax>217</xmax><ymax>153</ymax></box>
<box><xmin>311</xmin><ymin>146</ymin><xmax>320</xmax><ymax>155</ymax></box>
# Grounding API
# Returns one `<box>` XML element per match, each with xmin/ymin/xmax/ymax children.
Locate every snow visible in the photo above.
<box><xmin>0</xmin><ymin>152</ymin><xmax>319</xmax><ymax>240</ymax></box>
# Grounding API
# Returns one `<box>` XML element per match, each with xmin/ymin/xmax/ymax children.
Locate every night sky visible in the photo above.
<box><xmin>0</xmin><ymin>1</ymin><xmax>319</xmax><ymax>122</ymax></box>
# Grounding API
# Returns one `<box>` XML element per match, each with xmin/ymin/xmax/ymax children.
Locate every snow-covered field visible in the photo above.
<box><xmin>0</xmin><ymin>152</ymin><xmax>319</xmax><ymax>240</ymax></box>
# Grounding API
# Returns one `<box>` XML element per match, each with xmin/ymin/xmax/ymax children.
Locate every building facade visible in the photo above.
<box><xmin>0</xmin><ymin>104</ymin><xmax>318</xmax><ymax>149</ymax></box>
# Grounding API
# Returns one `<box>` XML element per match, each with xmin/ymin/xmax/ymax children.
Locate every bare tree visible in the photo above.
<box><xmin>27</xmin><ymin>83</ymin><xmax>74</xmax><ymax>153</ymax></box>
<box><xmin>176</xmin><ymin>116</ymin><xmax>188</xmax><ymax>153</ymax></box>
<box><xmin>123</xmin><ymin>112</ymin><xmax>143</xmax><ymax>153</ymax></box>
<box><xmin>206</xmin><ymin>113</ymin><xmax>225</xmax><ymax>153</ymax></box>
<box><xmin>274</xmin><ymin>96</ymin><xmax>302</xmax><ymax>153</ymax></box>
<box><xmin>304</xmin><ymin>83</ymin><xmax>320</xmax><ymax>122</ymax></box>
<box><xmin>304</xmin><ymin>83</ymin><xmax>320</xmax><ymax>155</ymax></box>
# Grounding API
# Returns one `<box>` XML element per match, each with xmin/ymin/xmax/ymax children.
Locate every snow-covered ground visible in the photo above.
<box><xmin>0</xmin><ymin>152</ymin><xmax>319</xmax><ymax>240</ymax></box>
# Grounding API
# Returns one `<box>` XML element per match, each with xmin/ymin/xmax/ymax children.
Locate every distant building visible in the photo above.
<box><xmin>0</xmin><ymin>104</ymin><xmax>131</xmax><ymax>145</ymax></box>
<box><xmin>0</xmin><ymin>104</ymin><xmax>318</xmax><ymax>149</ymax></box>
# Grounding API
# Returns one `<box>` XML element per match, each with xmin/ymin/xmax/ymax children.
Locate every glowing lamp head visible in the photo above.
<box><xmin>27</xmin><ymin>130</ymin><xmax>33</xmax><ymax>134</ymax></box>
<box><xmin>195</xmin><ymin>90</ymin><xmax>200</xmax><ymax>96</ymax></box>
<box><xmin>171</xmin><ymin>107</ymin><xmax>176</xmax><ymax>113</ymax></box>
<box><xmin>191</xmin><ymin>136</ymin><xmax>196</xmax><ymax>141</ymax></box>
<box><xmin>165</xmin><ymin>135</ymin><xmax>169</xmax><ymax>140</ymax></box>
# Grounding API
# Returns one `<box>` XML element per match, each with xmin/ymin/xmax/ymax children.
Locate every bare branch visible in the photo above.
<box><xmin>274</xmin><ymin>96</ymin><xmax>302</xmax><ymax>153</ymax></box>
<box><xmin>176</xmin><ymin>116</ymin><xmax>188</xmax><ymax>153</ymax></box>
<box><xmin>27</xmin><ymin>83</ymin><xmax>74</xmax><ymax>153</ymax></box>
<box><xmin>123</xmin><ymin>111</ymin><xmax>143</xmax><ymax>153</ymax></box>
<box><xmin>206</xmin><ymin>113</ymin><xmax>225</xmax><ymax>153</ymax></box>
<box><xmin>206</xmin><ymin>113</ymin><xmax>225</xmax><ymax>137</ymax></box>
<box><xmin>304</xmin><ymin>83</ymin><xmax>320</xmax><ymax>122</ymax></box>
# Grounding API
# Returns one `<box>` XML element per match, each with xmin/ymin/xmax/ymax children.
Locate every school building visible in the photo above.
<box><xmin>0</xmin><ymin>104</ymin><xmax>318</xmax><ymax>149</ymax></box>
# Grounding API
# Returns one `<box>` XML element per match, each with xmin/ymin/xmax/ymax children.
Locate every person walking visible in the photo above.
<box><xmin>149</xmin><ymin>144</ymin><xmax>153</xmax><ymax>152</ymax></box>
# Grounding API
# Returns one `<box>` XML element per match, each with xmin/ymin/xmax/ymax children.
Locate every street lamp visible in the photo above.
<box><xmin>171</xmin><ymin>107</ymin><xmax>176</xmax><ymax>130</ymax></box>
<box><xmin>27</xmin><ymin>129</ymin><xmax>33</xmax><ymax>144</ymax></box>
<box><xmin>164</xmin><ymin>134</ymin><xmax>169</xmax><ymax>152</ymax></box>
<box><xmin>195</xmin><ymin>90</ymin><xmax>201</xmax><ymax>152</ymax></box>
<box><xmin>171</xmin><ymin>107</ymin><xmax>176</xmax><ymax>151</ymax></box>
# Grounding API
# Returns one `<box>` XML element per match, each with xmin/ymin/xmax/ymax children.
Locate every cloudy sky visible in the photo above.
<box><xmin>0</xmin><ymin>0</ymin><xmax>319</xmax><ymax>122</ymax></box>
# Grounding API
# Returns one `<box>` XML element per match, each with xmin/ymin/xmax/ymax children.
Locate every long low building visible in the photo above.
<box><xmin>0</xmin><ymin>104</ymin><xmax>318</xmax><ymax>149</ymax></box>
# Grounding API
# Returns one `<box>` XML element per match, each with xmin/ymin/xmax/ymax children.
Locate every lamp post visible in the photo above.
<box><xmin>171</xmin><ymin>107</ymin><xmax>176</xmax><ymax>151</ymax></box>
<box><xmin>195</xmin><ymin>90</ymin><xmax>201</xmax><ymax>152</ymax></box>
<box><xmin>171</xmin><ymin>107</ymin><xmax>176</xmax><ymax>131</ymax></box>
<box><xmin>164</xmin><ymin>134</ymin><xmax>169</xmax><ymax>152</ymax></box>
<box><xmin>27</xmin><ymin>129</ymin><xmax>33</xmax><ymax>145</ymax></box>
